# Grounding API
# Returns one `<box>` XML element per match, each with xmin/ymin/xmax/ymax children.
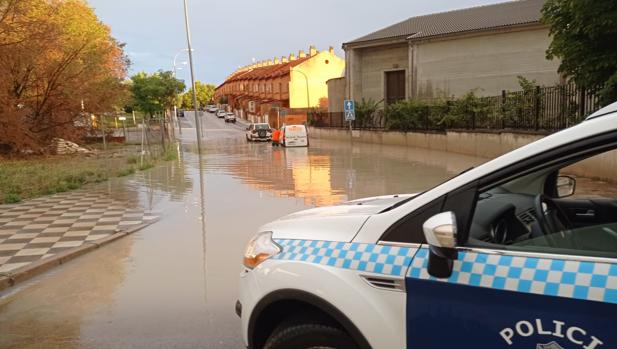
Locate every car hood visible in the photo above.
<box><xmin>265</xmin><ymin>194</ymin><xmax>416</xmax><ymax>242</ymax></box>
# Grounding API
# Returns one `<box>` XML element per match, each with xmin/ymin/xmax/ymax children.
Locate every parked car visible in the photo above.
<box><xmin>279</xmin><ymin>124</ymin><xmax>308</xmax><ymax>147</ymax></box>
<box><xmin>245</xmin><ymin>123</ymin><xmax>272</xmax><ymax>142</ymax></box>
<box><xmin>237</xmin><ymin>101</ymin><xmax>617</xmax><ymax>349</ymax></box>
<box><xmin>225</xmin><ymin>112</ymin><xmax>236</xmax><ymax>123</ymax></box>
<box><xmin>216</xmin><ymin>110</ymin><xmax>226</xmax><ymax>118</ymax></box>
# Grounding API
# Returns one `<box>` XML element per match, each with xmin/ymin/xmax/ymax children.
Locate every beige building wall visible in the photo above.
<box><xmin>290</xmin><ymin>50</ymin><xmax>345</xmax><ymax>109</ymax></box>
<box><xmin>327</xmin><ymin>77</ymin><xmax>346</xmax><ymax>113</ymax></box>
<box><xmin>415</xmin><ymin>26</ymin><xmax>561</xmax><ymax>98</ymax></box>
<box><xmin>359</xmin><ymin>44</ymin><xmax>409</xmax><ymax>102</ymax></box>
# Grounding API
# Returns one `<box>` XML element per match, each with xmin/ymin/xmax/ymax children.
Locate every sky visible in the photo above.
<box><xmin>88</xmin><ymin>0</ymin><xmax>511</xmax><ymax>86</ymax></box>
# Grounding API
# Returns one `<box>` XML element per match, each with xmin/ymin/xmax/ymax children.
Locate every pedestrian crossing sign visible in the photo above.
<box><xmin>344</xmin><ymin>100</ymin><xmax>355</xmax><ymax>121</ymax></box>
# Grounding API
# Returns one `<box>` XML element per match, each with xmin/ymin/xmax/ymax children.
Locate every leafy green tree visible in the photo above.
<box><xmin>130</xmin><ymin>71</ymin><xmax>185</xmax><ymax>117</ymax></box>
<box><xmin>181</xmin><ymin>81</ymin><xmax>216</xmax><ymax>109</ymax></box>
<box><xmin>542</xmin><ymin>0</ymin><xmax>617</xmax><ymax>105</ymax></box>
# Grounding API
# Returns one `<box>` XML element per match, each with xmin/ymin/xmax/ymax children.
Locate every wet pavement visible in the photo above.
<box><xmin>0</xmin><ymin>114</ymin><xmax>491</xmax><ymax>348</ymax></box>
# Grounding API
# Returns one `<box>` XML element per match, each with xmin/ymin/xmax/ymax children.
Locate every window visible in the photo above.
<box><xmin>385</xmin><ymin>70</ymin><xmax>405</xmax><ymax>105</ymax></box>
<box><xmin>467</xmin><ymin>147</ymin><xmax>617</xmax><ymax>259</ymax></box>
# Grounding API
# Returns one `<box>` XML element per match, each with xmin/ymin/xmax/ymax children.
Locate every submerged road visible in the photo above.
<box><xmin>0</xmin><ymin>113</ymin><xmax>487</xmax><ymax>348</ymax></box>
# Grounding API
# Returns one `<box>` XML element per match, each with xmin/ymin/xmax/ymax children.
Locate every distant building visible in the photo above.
<box><xmin>215</xmin><ymin>46</ymin><xmax>345</xmax><ymax>127</ymax></box>
<box><xmin>339</xmin><ymin>0</ymin><xmax>560</xmax><ymax>107</ymax></box>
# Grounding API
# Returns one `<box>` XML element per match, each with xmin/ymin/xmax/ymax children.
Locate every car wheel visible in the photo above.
<box><xmin>264</xmin><ymin>323</ymin><xmax>357</xmax><ymax>349</ymax></box>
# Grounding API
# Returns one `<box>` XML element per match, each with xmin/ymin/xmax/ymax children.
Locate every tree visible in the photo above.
<box><xmin>542</xmin><ymin>0</ymin><xmax>617</xmax><ymax>105</ymax></box>
<box><xmin>180</xmin><ymin>81</ymin><xmax>215</xmax><ymax>109</ymax></box>
<box><xmin>130</xmin><ymin>71</ymin><xmax>185</xmax><ymax>117</ymax></box>
<box><xmin>0</xmin><ymin>0</ymin><xmax>129</xmax><ymax>153</ymax></box>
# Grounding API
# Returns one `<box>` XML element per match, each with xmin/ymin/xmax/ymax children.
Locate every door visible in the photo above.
<box><xmin>385</xmin><ymin>70</ymin><xmax>406</xmax><ymax>105</ymax></box>
<box><xmin>405</xmin><ymin>146</ymin><xmax>617</xmax><ymax>348</ymax></box>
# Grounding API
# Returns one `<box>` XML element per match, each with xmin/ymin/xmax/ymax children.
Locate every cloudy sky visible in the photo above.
<box><xmin>89</xmin><ymin>0</ymin><xmax>510</xmax><ymax>86</ymax></box>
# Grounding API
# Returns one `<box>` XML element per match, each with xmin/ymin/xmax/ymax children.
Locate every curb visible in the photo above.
<box><xmin>0</xmin><ymin>219</ymin><xmax>158</xmax><ymax>293</ymax></box>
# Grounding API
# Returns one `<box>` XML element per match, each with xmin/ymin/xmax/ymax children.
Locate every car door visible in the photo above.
<box><xmin>405</xmin><ymin>145</ymin><xmax>617</xmax><ymax>349</ymax></box>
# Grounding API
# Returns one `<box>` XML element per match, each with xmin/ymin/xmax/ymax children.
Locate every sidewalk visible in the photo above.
<box><xmin>0</xmin><ymin>189</ymin><xmax>158</xmax><ymax>288</ymax></box>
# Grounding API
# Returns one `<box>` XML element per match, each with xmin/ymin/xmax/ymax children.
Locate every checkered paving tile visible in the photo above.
<box><xmin>0</xmin><ymin>190</ymin><xmax>158</xmax><ymax>274</ymax></box>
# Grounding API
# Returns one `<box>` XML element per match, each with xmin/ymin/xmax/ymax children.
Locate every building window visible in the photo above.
<box><xmin>385</xmin><ymin>70</ymin><xmax>406</xmax><ymax>105</ymax></box>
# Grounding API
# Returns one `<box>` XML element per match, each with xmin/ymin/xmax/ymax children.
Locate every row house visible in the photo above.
<box><xmin>215</xmin><ymin>46</ymin><xmax>345</xmax><ymax>127</ymax></box>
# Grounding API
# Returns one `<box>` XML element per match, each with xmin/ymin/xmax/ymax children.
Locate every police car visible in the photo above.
<box><xmin>238</xmin><ymin>102</ymin><xmax>617</xmax><ymax>349</ymax></box>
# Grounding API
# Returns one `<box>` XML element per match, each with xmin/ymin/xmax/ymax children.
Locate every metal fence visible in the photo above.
<box><xmin>310</xmin><ymin>84</ymin><xmax>603</xmax><ymax>133</ymax></box>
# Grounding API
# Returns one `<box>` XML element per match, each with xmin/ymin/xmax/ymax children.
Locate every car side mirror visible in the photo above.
<box><xmin>423</xmin><ymin>212</ymin><xmax>458</xmax><ymax>278</ymax></box>
<box><xmin>246</xmin><ymin>127</ymin><xmax>250</xmax><ymax>131</ymax></box>
<box><xmin>556</xmin><ymin>175</ymin><xmax>576</xmax><ymax>198</ymax></box>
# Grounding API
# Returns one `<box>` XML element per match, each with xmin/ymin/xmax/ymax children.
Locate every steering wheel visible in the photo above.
<box><xmin>534</xmin><ymin>194</ymin><xmax>572</xmax><ymax>235</ymax></box>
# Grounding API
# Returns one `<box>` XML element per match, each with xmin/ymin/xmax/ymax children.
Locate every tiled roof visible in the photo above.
<box><xmin>225</xmin><ymin>56</ymin><xmax>312</xmax><ymax>83</ymax></box>
<box><xmin>345</xmin><ymin>0</ymin><xmax>544</xmax><ymax>45</ymax></box>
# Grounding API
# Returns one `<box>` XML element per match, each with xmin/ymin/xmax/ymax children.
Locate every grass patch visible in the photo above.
<box><xmin>162</xmin><ymin>147</ymin><xmax>178</xmax><ymax>161</ymax></box>
<box><xmin>3</xmin><ymin>193</ymin><xmax>22</xmax><ymax>204</ymax></box>
<box><xmin>0</xmin><ymin>143</ymin><xmax>176</xmax><ymax>204</ymax></box>
<box><xmin>138</xmin><ymin>162</ymin><xmax>155</xmax><ymax>171</ymax></box>
<box><xmin>117</xmin><ymin>167</ymin><xmax>136</xmax><ymax>177</ymax></box>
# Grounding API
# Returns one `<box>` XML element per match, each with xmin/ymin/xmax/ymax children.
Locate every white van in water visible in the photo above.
<box><xmin>280</xmin><ymin>124</ymin><xmax>308</xmax><ymax>147</ymax></box>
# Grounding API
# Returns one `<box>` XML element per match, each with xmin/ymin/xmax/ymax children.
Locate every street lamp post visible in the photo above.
<box><xmin>293</xmin><ymin>69</ymin><xmax>310</xmax><ymax>110</ymax></box>
<box><xmin>173</xmin><ymin>50</ymin><xmax>189</xmax><ymax>135</ymax></box>
<box><xmin>182</xmin><ymin>0</ymin><xmax>202</xmax><ymax>152</ymax></box>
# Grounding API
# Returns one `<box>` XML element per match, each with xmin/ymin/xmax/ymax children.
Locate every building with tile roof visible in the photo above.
<box><xmin>215</xmin><ymin>46</ymin><xmax>345</xmax><ymax>127</ymax></box>
<box><xmin>338</xmin><ymin>0</ymin><xmax>561</xmax><ymax>108</ymax></box>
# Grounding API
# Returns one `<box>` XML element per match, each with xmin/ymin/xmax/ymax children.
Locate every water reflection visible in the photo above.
<box><xmin>191</xmin><ymin>138</ymin><xmax>485</xmax><ymax>208</ymax></box>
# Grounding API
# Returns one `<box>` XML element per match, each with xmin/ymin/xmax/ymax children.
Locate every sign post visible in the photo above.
<box><xmin>344</xmin><ymin>100</ymin><xmax>355</xmax><ymax>134</ymax></box>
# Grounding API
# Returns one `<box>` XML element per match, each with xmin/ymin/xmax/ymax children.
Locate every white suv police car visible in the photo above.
<box><xmin>238</xmin><ymin>102</ymin><xmax>617</xmax><ymax>349</ymax></box>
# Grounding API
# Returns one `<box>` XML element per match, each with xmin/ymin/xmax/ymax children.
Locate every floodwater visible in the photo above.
<box><xmin>0</xmin><ymin>115</ymin><xmax>487</xmax><ymax>348</ymax></box>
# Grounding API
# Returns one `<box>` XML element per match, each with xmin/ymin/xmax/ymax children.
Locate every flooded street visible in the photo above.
<box><xmin>0</xmin><ymin>115</ymin><xmax>487</xmax><ymax>348</ymax></box>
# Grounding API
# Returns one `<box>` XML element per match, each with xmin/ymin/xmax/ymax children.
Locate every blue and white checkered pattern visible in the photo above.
<box><xmin>273</xmin><ymin>239</ymin><xmax>418</xmax><ymax>277</ymax></box>
<box><xmin>408</xmin><ymin>247</ymin><xmax>617</xmax><ymax>304</ymax></box>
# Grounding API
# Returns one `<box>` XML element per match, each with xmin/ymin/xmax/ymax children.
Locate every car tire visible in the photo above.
<box><xmin>263</xmin><ymin>323</ymin><xmax>358</xmax><ymax>349</ymax></box>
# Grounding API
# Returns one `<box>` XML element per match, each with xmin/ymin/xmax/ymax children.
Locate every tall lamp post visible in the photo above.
<box><xmin>173</xmin><ymin>49</ymin><xmax>189</xmax><ymax>135</ymax></box>
<box><xmin>182</xmin><ymin>0</ymin><xmax>202</xmax><ymax>152</ymax></box>
<box><xmin>293</xmin><ymin>69</ymin><xmax>310</xmax><ymax>110</ymax></box>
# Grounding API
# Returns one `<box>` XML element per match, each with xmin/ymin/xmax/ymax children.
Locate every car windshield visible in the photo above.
<box><xmin>255</xmin><ymin>124</ymin><xmax>269</xmax><ymax>130</ymax></box>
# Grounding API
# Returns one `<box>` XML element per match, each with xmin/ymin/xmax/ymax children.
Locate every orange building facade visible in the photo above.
<box><xmin>215</xmin><ymin>46</ymin><xmax>345</xmax><ymax>128</ymax></box>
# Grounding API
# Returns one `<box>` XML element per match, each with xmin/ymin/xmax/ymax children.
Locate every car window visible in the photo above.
<box><xmin>284</xmin><ymin>126</ymin><xmax>306</xmax><ymax>137</ymax></box>
<box><xmin>467</xmin><ymin>148</ymin><xmax>617</xmax><ymax>259</ymax></box>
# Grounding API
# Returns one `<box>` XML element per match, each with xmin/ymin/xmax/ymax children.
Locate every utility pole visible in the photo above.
<box><xmin>182</xmin><ymin>0</ymin><xmax>202</xmax><ymax>151</ymax></box>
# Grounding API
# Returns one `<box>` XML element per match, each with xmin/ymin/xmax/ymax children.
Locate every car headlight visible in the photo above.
<box><xmin>243</xmin><ymin>232</ymin><xmax>281</xmax><ymax>269</ymax></box>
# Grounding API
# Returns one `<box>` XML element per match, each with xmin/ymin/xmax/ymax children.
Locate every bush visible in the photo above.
<box><xmin>441</xmin><ymin>91</ymin><xmax>490</xmax><ymax>128</ymax></box>
<box><xmin>355</xmin><ymin>98</ymin><xmax>383</xmax><ymax>127</ymax></box>
<box><xmin>385</xmin><ymin>100</ymin><xmax>431</xmax><ymax>131</ymax></box>
<box><xmin>4</xmin><ymin>193</ymin><xmax>22</xmax><ymax>204</ymax></box>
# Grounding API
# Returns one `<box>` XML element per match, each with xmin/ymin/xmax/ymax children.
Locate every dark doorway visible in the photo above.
<box><xmin>385</xmin><ymin>70</ymin><xmax>406</xmax><ymax>105</ymax></box>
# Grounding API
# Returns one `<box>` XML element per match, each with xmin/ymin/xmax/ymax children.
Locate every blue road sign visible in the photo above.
<box><xmin>344</xmin><ymin>100</ymin><xmax>355</xmax><ymax>121</ymax></box>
